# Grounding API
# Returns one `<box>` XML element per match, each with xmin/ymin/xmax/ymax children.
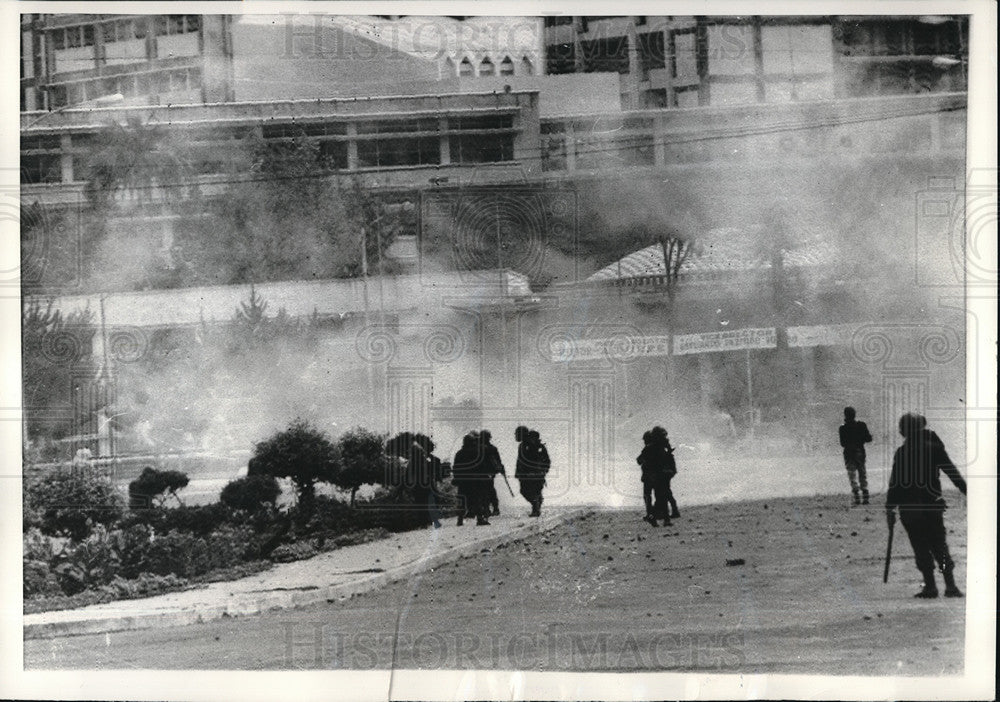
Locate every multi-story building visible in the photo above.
<box><xmin>543</xmin><ymin>15</ymin><xmax>968</xmax><ymax>109</ymax></box>
<box><xmin>20</xmin><ymin>14</ymin><xmax>546</xmax><ymax>110</ymax></box>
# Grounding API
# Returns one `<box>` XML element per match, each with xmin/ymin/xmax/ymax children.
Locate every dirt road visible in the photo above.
<box><xmin>26</xmin><ymin>494</ymin><xmax>967</xmax><ymax>674</ymax></box>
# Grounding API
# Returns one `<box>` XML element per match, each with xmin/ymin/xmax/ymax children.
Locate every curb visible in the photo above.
<box><xmin>24</xmin><ymin>508</ymin><xmax>591</xmax><ymax>640</ymax></box>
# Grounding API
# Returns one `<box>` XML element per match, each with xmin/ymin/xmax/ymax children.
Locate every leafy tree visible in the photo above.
<box><xmin>21</xmin><ymin>299</ymin><xmax>96</xmax><ymax>456</ymax></box>
<box><xmin>333</xmin><ymin>428</ymin><xmax>389</xmax><ymax>506</ymax></box>
<box><xmin>127</xmin><ymin>467</ymin><xmax>190</xmax><ymax>509</ymax></box>
<box><xmin>251</xmin><ymin>418</ymin><xmax>339</xmax><ymax>518</ymax></box>
<box><xmin>220</xmin><ymin>474</ymin><xmax>281</xmax><ymax>512</ymax></box>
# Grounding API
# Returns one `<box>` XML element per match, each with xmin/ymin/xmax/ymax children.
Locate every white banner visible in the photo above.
<box><xmin>673</xmin><ymin>327</ymin><xmax>777</xmax><ymax>355</ymax></box>
<box><xmin>787</xmin><ymin>323</ymin><xmax>860</xmax><ymax>348</ymax></box>
<box><xmin>550</xmin><ymin>334</ymin><xmax>672</xmax><ymax>362</ymax></box>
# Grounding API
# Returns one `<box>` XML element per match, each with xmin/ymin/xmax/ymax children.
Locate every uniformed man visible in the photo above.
<box><xmin>480</xmin><ymin>429</ymin><xmax>505</xmax><ymax>516</ymax></box>
<box><xmin>839</xmin><ymin>406</ymin><xmax>873</xmax><ymax>505</ymax></box>
<box><xmin>515</xmin><ymin>426</ymin><xmax>550</xmax><ymax>517</ymax></box>
<box><xmin>452</xmin><ymin>432</ymin><xmax>492</xmax><ymax>526</ymax></box>
<box><xmin>637</xmin><ymin>426</ymin><xmax>676</xmax><ymax>527</ymax></box>
<box><xmin>885</xmin><ymin>413</ymin><xmax>967</xmax><ymax>598</ymax></box>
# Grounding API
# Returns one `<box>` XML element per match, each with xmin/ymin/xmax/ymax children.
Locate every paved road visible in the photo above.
<box><xmin>26</xmin><ymin>494</ymin><xmax>968</xmax><ymax>675</ymax></box>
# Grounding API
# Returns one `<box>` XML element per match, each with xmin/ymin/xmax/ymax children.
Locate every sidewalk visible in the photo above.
<box><xmin>24</xmin><ymin>507</ymin><xmax>588</xmax><ymax>640</ymax></box>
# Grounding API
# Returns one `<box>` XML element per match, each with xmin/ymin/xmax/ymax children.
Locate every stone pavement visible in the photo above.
<box><xmin>24</xmin><ymin>507</ymin><xmax>588</xmax><ymax>640</ymax></box>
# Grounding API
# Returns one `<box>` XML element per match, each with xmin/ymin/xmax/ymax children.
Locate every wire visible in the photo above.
<box><xmin>21</xmin><ymin>100</ymin><xmax>964</xmax><ymax>193</ymax></box>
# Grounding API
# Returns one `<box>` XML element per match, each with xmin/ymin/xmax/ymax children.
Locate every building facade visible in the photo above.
<box><xmin>543</xmin><ymin>15</ymin><xmax>968</xmax><ymax>109</ymax></box>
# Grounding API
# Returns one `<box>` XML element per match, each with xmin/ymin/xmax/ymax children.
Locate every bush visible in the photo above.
<box><xmin>130</xmin><ymin>525</ymin><xmax>253</xmax><ymax>579</ymax></box>
<box><xmin>120</xmin><ymin>502</ymin><xmax>235</xmax><ymax>538</ymax></box>
<box><xmin>128</xmin><ymin>467</ymin><xmax>190</xmax><ymax>509</ymax></box>
<box><xmin>50</xmin><ymin>524</ymin><xmax>123</xmax><ymax>595</ymax></box>
<box><xmin>220</xmin><ymin>474</ymin><xmax>281</xmax><ymax>512</ymax></box>
<box><xmin>252</xmin><ymin>418</ymin><xmax>339</xmax><ymax>518</ymax></box>
<box><xmin>269</xmin><ymin>541</ymin><xmax>317</xmax><ymax>563</ymax></box>
<box><xmin>25</xmin><ymin>471</ymin><xmax>126</xmax><ymax>541</ymax></box>
<box><xmin>333</xmin><ymin>427</ymin><xmax>389</xmax><ymax>506</ymax></box>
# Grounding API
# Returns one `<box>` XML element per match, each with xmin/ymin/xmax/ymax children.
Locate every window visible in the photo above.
<box><xmin>637</xmin><ymin>32</ymin><xmax>666</xmax><ymax>78</ymax></box>
<box><xmin>185</xmin><ymin>15</ymin><xmax>200</xmax><ymax>33</ymax></box>
<box><xmin>581</xmin><ymin>37</ymin><xmax>630</xmax><ymax>74</ymax></box>
<box><xmin>83</xmin><ymin>25</ymin><xmax>95</xmax><ymax>47</ymax></box>
<box><xmin>449</xmin><ymin>134</ymin><xmax>514</xmax><ymax>163</ymax></box>
<box><xmin>134</xmin><ymin>19</ymin><xmax>148</xmax><ymax>40</ymax></box>
<box><xmin>66</xmin><ymin>27</ymin><xmax>82</xmax><ymax>48</ymax></box>
<box><xmin>499</xmin><ymin>56</ymin><xmax>515</xmax><ymax>75</ymax></box>
<box><xmin>51</xmin><ymin>29</ymin><xmax>65</xmax><ymax>50</ymax></box>
<box><xmin>479</xmin><ymin>57</ymin><xmax>495</xmax><ymax>76</ymax></box>
<box><xmin>155</xmin><ymin>16</ymin><xmax>169</xmax><ymax>37</ymax></box>
<box><xmin>459</xmin><ymin>58</ymin><xmax>474</xmax><ymax>77</ymax></box>
<box><xmin>21</xmin><ymin>136</ymin><xmax>63</xmax><ymax>185</ymax></box>
<box><xmin>357</xmin><ymin>137</ymin><xmax>440</xmax><ymax>168</ymax></box>
<box><xmin>543</xmin><ymin>17</ymin><xmax>573</xmax><ymax>28</ymax></box>
<box><xmin>522</xmin><ymin>57</ymin><xmax>534</xmax><ymax>75</ymax></box>
<box><xmin>356</xmin><ymin>118</ymin><xmax>437</xmax><ymax>135</ymax></box>
<box><xmin>450</xmin><ymin>114</ymin><xmax>514</xmax><ymax>131</ymax></box>
<box><xmin>546</xmin><ymin>43</ymin><xmax>576</xmax><ymax>74</ymax></box>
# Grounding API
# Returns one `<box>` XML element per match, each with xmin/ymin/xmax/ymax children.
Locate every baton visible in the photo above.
<box><xmin>883</xmin><ymin>518</ymin><xmax>894</xmax><ymax>584</ymax></box>
<box><xmin>501</xmin><ymin>472</ymin><xmax>515</xmax><ymax>497</ymax></box>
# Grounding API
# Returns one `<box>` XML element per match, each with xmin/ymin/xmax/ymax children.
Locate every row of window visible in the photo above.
<box><xmin>49</xmin><ymin>16</ymin><xmax>200</xmax><ymax>50</ymax></box>
<box><xmin>48</xmin><ymin>67</ymin><xmax>202</xmax><ymax>107</ymax></box>
<box><xmin>451</xmin><ymin>55</ymin><xmax>530</xmax><ymax>77</ymax></box>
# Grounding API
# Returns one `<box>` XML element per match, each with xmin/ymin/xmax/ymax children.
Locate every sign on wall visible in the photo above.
<box><xmin>673</xmin><ymin>327</ymin><xmax>777</xmax><ymax>355</ymax></box>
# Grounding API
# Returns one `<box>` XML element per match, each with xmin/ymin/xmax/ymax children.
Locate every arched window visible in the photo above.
<box><xmin>444</xmin><ymin>56</ymin><xmax>457</xmax><ymax>77</ymax></box>
<box><xmin>479</xmin><ymin>57</ymin><xmax>495</xmax><ymax>76</ymax></box>
<box><xmin>459</xmin><ymin>57</ymin><xmax>474</xmax><ymax>77</ymax></box>
<box><xmin>521</xmin><ymin>57</ymin><xmax>534</xmax><ymax>76</ymax></box>
<box><xmin>499</xmin><ymin>56</ymin><xmax>515</xmax><ymax>76</ymax></box>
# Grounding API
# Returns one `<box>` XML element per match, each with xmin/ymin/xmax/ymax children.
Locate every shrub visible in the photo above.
<box><xmin>251</xmin><ymin>418</ymin><xmax>339</xmax><ymax>519</ymax></box>
<box><xmin>128</xmin><ymin>467</ymin><xmax>190</xmax><ymax>509</ymax></box>
<box><xmin>120</xmin><ymin>503</ymin><xmax>235</xmax><ymax>538</ymax></box>
<box><xmin>26</xmin><ymin>471</ymin><xmax>126</xmax><ymax>541</ymax></box>
<box><xmin>220</xmin><ymin>474</ymin><xmax>281</xmax><ymax>512</ymax></box>
<box><xmin>333</xmin><ymin>427</ymin><xmax>389</xmax><ymax>506</ymax></box>
<box><xmin>269</xmin><ymin>541</ymin><xmax>317</xmax><ymax>563</ymax></box>
<box><xmin>50</xmin><ymin>524</ymin><xmax>123</xmax><ymax>595</ymax></box>
<box><xmin>24</xmin><ymin>560</ymin><xmax>62</xmax><ymax>599</ymax></box>
<box><xmin>131</xmin><ymin>525</ymin><xmax>253</xmax><ymax>579</ymax></box>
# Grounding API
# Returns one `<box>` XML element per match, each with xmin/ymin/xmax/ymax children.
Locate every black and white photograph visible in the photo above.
<box><xmin>2</xmin><ymin>2</ymin><xmax>996</xmax><ymax>700</ymax></box>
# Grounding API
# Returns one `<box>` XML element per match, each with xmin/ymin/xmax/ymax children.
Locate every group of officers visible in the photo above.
<box><xmin>388</xmin><ymin>426</ymin><xmax>551</xmax><ymax>528</ymax></box>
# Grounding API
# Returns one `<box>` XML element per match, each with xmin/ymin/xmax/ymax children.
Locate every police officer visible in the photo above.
<box><xmin>480</xmin><ymin>429</ymin><xmax>505</xmax><ymax>516</ymax></box>
<box><xmin>885</xmin><ymin>413</ymin><xmax>967</xmax><ymax>598</ymax></box>
<box><xmin>452</xmin><ymin>432</ymin><xmax>492</xmax><ymax>526</ymax></box>
<box><xmin>410</xmin><ymin>434</ymin><xmax>444</xmax><ymax>529</ymax></box>
<box><xmin>637</xmin><ymin>426</ymin><xmax>675</xmax><ymax>527</ymax></box>
<box><xmin>515</xmin><ymin>426</ymin><xmax>550</xmax><ymax>517</ymax></box>
<box><xmin>839</xmin><ymin>407</ymin><xmax>873</xmax><ymax>505</ymax></box>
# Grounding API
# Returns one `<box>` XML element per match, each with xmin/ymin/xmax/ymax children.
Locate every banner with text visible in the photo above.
<box><xmin>673</xmin><ymin>327</ymin><xmax>777</xmax><ymax>355</ymax></box>
<box><xmin>786</xmin><ymin>324</ymin><xmax>860</xmax><ymax>348</ymax></box>
<box><xmin>550</xmin><ymin>335</ymin><xmax>672</xmax><ymax>362</ymax></box>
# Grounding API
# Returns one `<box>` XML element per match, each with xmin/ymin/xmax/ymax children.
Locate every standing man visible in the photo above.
<box><xmin>839</xmin><ymin>406</ymin><xmax>873</xmax><ymax>505</ymax></box>
<box><xmin>885</xmin><ymin>413</ymin><xmax>967</xmax><ymax>598</ymax></box>
<box><xmin>452</xmin><ymin>432</ymin><xmax>492</xmax><ymax>526</ymax></box>
<box><xmin>637</xmin><ymin>427</ymin><xmax>675</xmax><ymax>527</ymax></box>
<box><xmin>480</xmin><ymin>430</ymin><xmax>505</xmax><ymax>516</ymax></box>
<box><xmin>515</xmin><ymin>426</ymin><xmax>550</xmax><ymax>517</ymax></box>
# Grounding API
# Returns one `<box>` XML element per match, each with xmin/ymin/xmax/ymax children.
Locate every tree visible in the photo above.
<box><xmin>127</xmin><ymin>467</ymin><xmax>190</xmax><ymax>509</ymax></box>
<box><xmin>220</xmin><ymin>474</ymin><xmax>281</xmax><ymax>512</ymax></box>
<box><xmin>333</xmin><ymin>427</ymin><xmax>389</xmax><ymax>506</ymax></box>
<box><xmin>21</xmin><ymin>299</ymin><xmax>96</xmax><ymax>458</ymax></box>
<box><xmin>251</xmin><ymin>418</ymin><xmax>339</xmax><ymax>518</ymax></box>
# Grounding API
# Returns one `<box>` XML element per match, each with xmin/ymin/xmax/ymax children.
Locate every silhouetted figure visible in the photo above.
<box><xmin>409</xmin><ymin>435</ymin><xmax>444</xmax><ymax>529</ymax></box>
<box><xmin>481</xmin><ymin>429</ymin><xmax>505</xmax><ymax>516</ymax></box>
<box><xmin>637</xmin><ymin>426</ymin><xmax>677</xmax><ymax>527</ymax></box>
<box><xmin>839</xmin><ymin>406</ymin><xmax>873</xmax><ymax>505</ymax></box>
<box><xmin>885</xmin><ymin>413</ymin><xmax>967</xmax><ymax>598</ymax></box>
<box><xmin>515</xmin><ymin>426</ymin><xmax>550</xmax><ymax>517</ymax></box>
<box><xmin>452</xmin><ymin>432</ymin><xmax>492</xmax><ymax>526</ymax></box>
